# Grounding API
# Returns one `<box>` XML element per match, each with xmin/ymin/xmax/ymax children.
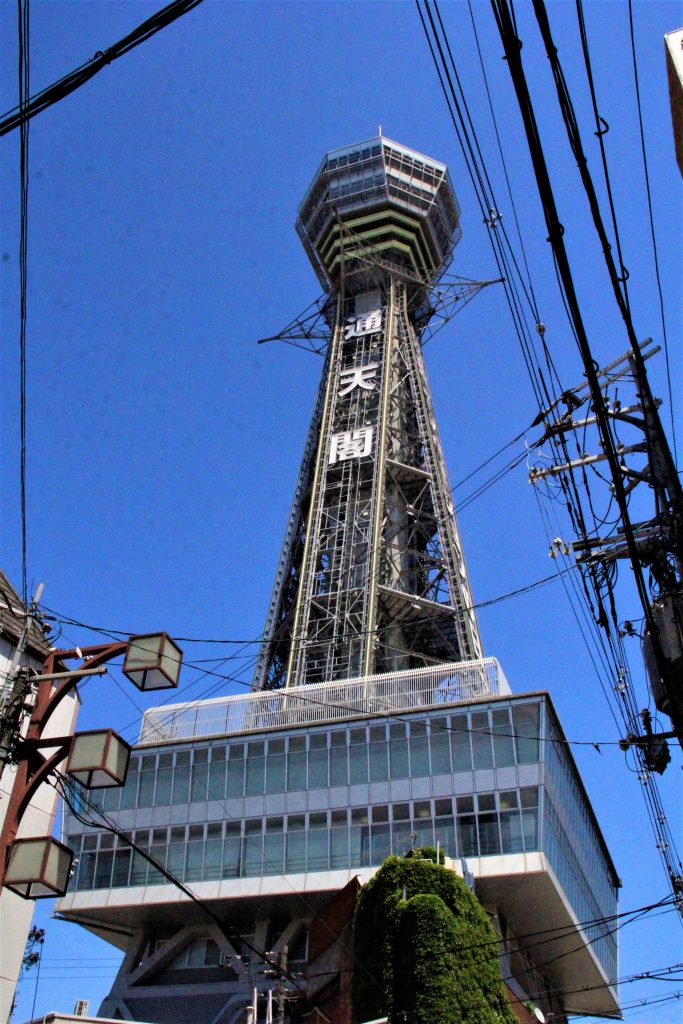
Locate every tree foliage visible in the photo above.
<box><xmin>351</xmin><ymin>854</ymin><xmax>516</xmax><ymax>1024</ymax></box>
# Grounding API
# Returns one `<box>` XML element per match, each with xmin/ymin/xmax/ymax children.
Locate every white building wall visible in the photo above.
<box><xmin>0</xmin><ymin>636</ymin><xmax>79</xmax><ymax>1024</ymax></box>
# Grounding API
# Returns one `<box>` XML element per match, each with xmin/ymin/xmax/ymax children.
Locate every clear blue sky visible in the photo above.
<box><xmin>1</xmin><ymin>1</ymin><xmax>681</xmax><ymax>1021</ymax></box>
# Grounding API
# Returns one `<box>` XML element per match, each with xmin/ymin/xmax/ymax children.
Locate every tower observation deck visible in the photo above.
<box><xmin>254</xmin><ymin>137</ymin><xmax>482</xmax><ymax>691</ymax></box>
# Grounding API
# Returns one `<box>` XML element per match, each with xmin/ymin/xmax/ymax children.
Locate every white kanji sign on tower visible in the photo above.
<box><xmin>344</xmin><ymin>308</ymin><xmax>382</xmax><ymax>339</ymax></box>
<box><xmin>329</xmin><ymin>426</ymin><xmax>374</xmax><ymax>464</ymax></box>
<box><xmin>338</xmin><ymin>362</ymin><xmax>380</xmax><ymax>397</ymax></box>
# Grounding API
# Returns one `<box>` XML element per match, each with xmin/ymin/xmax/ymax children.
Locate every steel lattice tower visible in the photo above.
<box><xmin>254</xmin><ymin>137</ymin><xmax>483</xmax><ymax>690</ymax></box>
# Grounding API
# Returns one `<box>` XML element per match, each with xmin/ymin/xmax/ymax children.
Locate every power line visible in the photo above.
<box><xmin>17</xmin><ymin>0</ymin><xmax>30</xmax><ymax>604</ymax></box>
<box><xmin>626</xmin><ymin>0</ymin><xmax>677</xmax><ymax>462</ymax></box>
<box><xmin>39</xmin><ymin>561</ymin><xmax>576</xmax><ymax>647</ymax></box>
<box><xmin>0</xmin><ymin>0</ymin><xmax>206</xmax><ymax>137</ymax></box>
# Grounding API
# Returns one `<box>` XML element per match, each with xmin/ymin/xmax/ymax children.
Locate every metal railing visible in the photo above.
<box><xmin>138</xmin><ymin>657</ymin><xmax>510</xmax><ymax>745</ymax></box>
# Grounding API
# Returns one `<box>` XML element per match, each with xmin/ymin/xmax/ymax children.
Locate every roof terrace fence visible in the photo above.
<box><xmin>138</xmin><ymin>657</ymin><xmax>510</xmax><ymax>745</ymax></box>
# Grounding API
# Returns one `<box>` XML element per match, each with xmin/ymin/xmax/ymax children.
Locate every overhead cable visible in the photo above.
<box><xmin>0</xmin><ymin>0</ymin><xmax>205</xmax><ymax>137</ymax></box>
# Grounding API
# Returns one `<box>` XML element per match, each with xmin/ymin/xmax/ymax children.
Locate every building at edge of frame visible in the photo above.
<box><xmin>55</xmin><ymin>137</ymin><xmax>621</xmax><ymax>1024</ymax></box>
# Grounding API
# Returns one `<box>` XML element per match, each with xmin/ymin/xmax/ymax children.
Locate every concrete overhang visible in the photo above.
<box><xmin>58</xmin><ymin>852</ymin><xmax>618</xmax><ymax>1018</ymax></box>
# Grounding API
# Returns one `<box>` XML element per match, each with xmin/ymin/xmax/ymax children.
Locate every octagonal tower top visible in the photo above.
<box><xmin>296</xmin><ymin>135</ymin><xmax>462</xmax><ymax>293</ymax></box>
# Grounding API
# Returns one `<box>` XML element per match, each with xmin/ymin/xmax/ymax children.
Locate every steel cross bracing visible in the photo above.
<box><xmin>253</xmin><ymin>276</ymin><xmax>483</xmax><ymax>690</ymax></box>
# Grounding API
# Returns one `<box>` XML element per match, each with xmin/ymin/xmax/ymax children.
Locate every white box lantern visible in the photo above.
<box><xmin>5</xmin><ymin>836</ymin><xmax>73</xmax><ymax>898</ymax></box>
<box><xmin>122</xmin><ymin>632</ymin><xmax>183</xmax><ymax>691</ymax></box>
<box><xmin>66</xmin><ymin>729</ymin><xmax>131</xmax><ymax>788</ymax></box>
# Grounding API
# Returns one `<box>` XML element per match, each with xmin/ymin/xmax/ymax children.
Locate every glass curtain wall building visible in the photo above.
<box><xmin>56</xmin><ymin>139</ymin><xmax>620</xmax><ymax>1024</ymax></box>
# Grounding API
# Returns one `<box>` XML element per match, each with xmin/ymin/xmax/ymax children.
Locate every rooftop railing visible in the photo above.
<box><xmin>138</xmin><ymin>657</ymin><xmax>510</xmax><ymax>746</ymax></box>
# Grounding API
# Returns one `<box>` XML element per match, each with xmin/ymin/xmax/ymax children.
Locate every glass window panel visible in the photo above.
<box><xmin>471</xmin><ymin>712</ymin><xmax>494</xmax><ymax>769</ymax></box>
<box><xmin>331</xmin><ymin>809</ymin><xmax>347</xmax><ymax>826</ymax></box>
<box><xmin>187</xmin><ymin>940</ymin><xmax>204</xmax><ymax>968</ymax></box>
<box><xmin>286</xmin><ymin>831</ymin><xmax>307</xmax><ymax>873</ymax></box>
<box><xmin>499</xmin><ymin>790</ymin><xmax>519</xmax><ymax>810</ymax></box>
<box><xmin>349</xmin><ymin>742</ymin><xmax>368</xmax><ymax>784</ymax></box>
<box><xmin>112</xmin><ymin>848</ymin><xmax>131</xmax><ymax>888</ymax></box>
<box><xmin>478</xmin><ymin>793</ymin><xmax>496</xmax><ymax>812</ymax></box>
<box><xmin>245</xmin><ymin>756</ymin><xmax>265</xmax><ymax>796</ymax></box>
<box><xmin>205</xmin><ymin>939</ymin><xmax>220</xmax><ymax>967</ymax></box>
<box><xmin>130</xmin><ymin>848</ymin><xmax>149</xmax><ymax>887</ymax></box>
<box><xmin>478</xmin><ymin>813</ymin><xmax>501</xmax><ymax>856</ymax></box>
<box><xmin>434</xmin><ymin>822</ymin><xmax>456</xmax><ymax>859</ymax></box>
<box><xmin>513</xmin><ymin>704</ymin><xmax>540</xmax><ymax>763</ymax></box>
<box><xmin>450</xmin><ymin>716</ymin><xmax>472</xmax><ymax>772</ymax></box>
<box><xmin>309</xmin><ymin>733</ymin><xmax>327</xmax><ymax>749</ymax></box>
<box><xmin>500</xmin><ymin>811</ymin><xmax>524</xmax><ymax>853</ymax></box>
<box><xmin>371</xmin><ymin>824</ymin><xmax>391</xmax><ymax>864</ymax></box>
<box><xmin>413</xmin><ymin>800</ymin><xmax>431</xmax><ymax>819</ymax></box>
<box><xmin>457</xmin><ymin>816</ymin><xmax>478</xmax><ymax>857</ymax></box>
<box><xmin>392</xmin><ymin>823</ymin><xmax>414</xmax><ymax>856</ymax></box>
<box><xmin>204</xmin><ymin>839</ymin><xmax>222</xmax><ymax>880</ymax></box>
<box><xmin>520</xmin><ymin>786</ymin><xmax>539</xmax><ymax>808</ymax></box>
<box><xmin>350</xmin><ymin>825</ymin><xmax>370</xmax><ymax>867</ymax></box>
<box><xmin>154</xmin><ymin>768</ymin><xmax>173</xmax><ymax>806</ymax></box>
<box><xmin>263</xmin><ymin>832</ymin><xmax>284</xmax><ymax>875</ymax></box>
<box><xmin>368</xmin><ymin>741</ymin><xmax>388</xmax><ymax>782</ymax></box>
<box><xmin>522</xmin><ymin>808</ymin><xmax>539</xmax><ymax>850</ymax></box>
<box><xmin>429</xmin><ymin>725</ymin><xmax>451</xmax><ymax>774</ymax></box>
<box><xmin>222</xmin><ymin>836</ymin><xmax>242</xmax><ymax>878</ymax></box>
<box><xmin>78</xmin><ymin>850</ymin><xmax>97</xmax><ymax>889</ymax></box>
<box><xmin>226</xmin><ymin>757</ymin><xmax>245</xmax><ymax>798</ymax></box>
<box><xmin>330</xmin><ymin>827</ymin><xmax>349</xmax><ymax>869</ymax></box>
<box><xmin>392</xmin><ymin>802</ymin><xmax>410</xmax><ymax>821</ymax></box>
<box><xmin>183</xmin><ymin>843</ymin><xmax>201</xmax><ymax>884</ymax></box>
<box><xmin>434</xmin><ymin>798</ymin><xmax>452</xmax><ymax>817</ymax></box>
<box><xmin>351</xmin><ymin>808</ymin><xmax>368</xmax><ymax>825</ymax></box>
<box><xmin>265</xmin><ymin>754</ymin><xmax>286</xmax><ymax>794</ymax></box>
<box><xmin>172</xmin><ymin>764</ymin><xmax>191</xmax><ymax>805</ymax></box>
<box><xmin>208</xmin><ymin>756</ymin><xmax>227</xmax><ymax>801</ymax></box>
<box><xmin>308</xmin><ymin>747</ymin><xmax>328</xmax><ymax>789</ymax></box>
<box><xmin>409</xmin><ymin>733</ymin><xmax>430</xmax><ymax>777</ymax></box>
<box><xmin>102</xmin><ymin>785</ymin><xmax>121</xmax><ymax>812</ymax></box>
<box><xmin>190</xmin><ymin>760</ymin><xmax>208</xmax><ymax>803</ymax></box>
<box><xmin>412</xmin><ymin>820</ymin><xmax>434</xmax><ymax>848</ymax></box>
<box><xmin>94</xmin><ymin>850</ymin><xmax>114</xmax><ymax>888</ymax></box>
<box><xmin>119</xmin><ymin>766</ymin><xmax>139</xmax><ymax>810</ymax></box>
<box><xmin>492</xmin><ymin>709</ymin><xmax>516</xmax><ymax>768</ymax></box>
<box><xmin>372</xmin><ymin>805</ymin><xmax>389</xmax><ymax>823</ymax></box>
<box><xmin>389</xmin><ymin>736</ymin><xmax>409</xmax><ymax>779</ymax></box>
<box><xmin>148</xmin><ymin>841</ymin><xmax>167</xmax><ymax>885</ymax></box>
<box><xmin>243</xmin><ymin>834</ymin><xmax>263</xmax><ymax>876</ymax></box>
<box><xmin>309</xmin><ymin>812</ymin><xmax>327</xmax><ymax>828</ymax></box>
<box><xmin>307</xmin><ymin>829</ymin><xmax>329</xmax><ymax>871</ymax></box>
<box><xmin>287</xmin><ymin>751</ymin><xmax>307</xmax><ymax>791</ymax></box>
<box><xmin>330</xmin><ymin>745</ymin><xmax>348</xmax><ymax>786</ymax></box>
<box><xmin>167</xmin><ymin>843</ymin><xmax>186</xmax><ymax>877</ymax></box>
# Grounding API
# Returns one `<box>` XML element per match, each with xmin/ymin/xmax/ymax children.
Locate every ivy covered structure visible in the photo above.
<box><xmin>352</xmin><ymin>852</ymin><xmax>519</xmax><ymax>1024</ymax></box>
<box><xmin>55</xmin><ymin>138</ymin><xmax>620</xmax><ymax>1024</ymax></box>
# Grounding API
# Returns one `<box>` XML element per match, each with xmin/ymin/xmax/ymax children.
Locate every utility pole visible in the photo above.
<box><xmin>529</xmin><ymin>340</ymin><xmax>683</xmax><ymax>757</ymax></box>
<box><xmin>0</xmin><ymin>583</ymin><xmax>44</xmax><ymax>783</ymax></box>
